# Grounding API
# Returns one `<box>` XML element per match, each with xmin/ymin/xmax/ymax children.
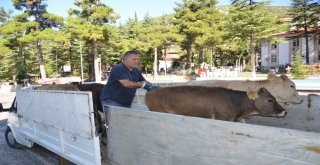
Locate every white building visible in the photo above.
<box><xmin>261</xmin><ymin>27</ymin><xmax>320</xmax><ymax>71</ymax></box>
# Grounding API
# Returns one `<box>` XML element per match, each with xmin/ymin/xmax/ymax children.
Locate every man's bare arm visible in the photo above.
<box><xmin>119</xmin><ymin>79</ymin><xmax>146</xmax><ymax>89</ymax></box>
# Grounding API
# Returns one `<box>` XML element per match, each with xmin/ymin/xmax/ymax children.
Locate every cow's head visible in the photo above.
<box><xmin>248</xmin><ymin>87</ymin><xmax>287</xmax><ymax>117</ymax></box>
<box><xmin>266</xmin><ymin>73</ymin><xmax>302</xmax><ymax>104</ymax></box>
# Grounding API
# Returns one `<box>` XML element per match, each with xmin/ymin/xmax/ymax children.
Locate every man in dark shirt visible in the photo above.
<box><xmin>100</xmin><ymin>50</ymin><xmax>157</xmax><ymax>109</ymax></box>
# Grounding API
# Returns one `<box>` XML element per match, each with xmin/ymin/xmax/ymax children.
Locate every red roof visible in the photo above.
<box><xmin>273</xmin><ymin>26</ymin><xmax>320</xmax><ymax>38</ymax></box>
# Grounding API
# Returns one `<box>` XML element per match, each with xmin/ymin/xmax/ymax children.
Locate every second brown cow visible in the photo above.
<box><xmin>145</xmin><ymin>86</ymin><xmax>287</xmax><ymax>122</ymax></box>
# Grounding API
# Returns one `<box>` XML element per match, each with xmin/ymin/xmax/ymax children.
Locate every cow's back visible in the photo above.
<box><xmin>35</xmin><ymin>84</ymin><xmax>79</xmax><ymax>91</ymax></box>
<box><xmin>181</xmin><ymin>74</ymin><xmax>301</xmax><ymax>104</ymax></box>
<box><xmin>145</xmin><ymin>86</ymin><xmax>245</xmax><ymax>119</ymax></box>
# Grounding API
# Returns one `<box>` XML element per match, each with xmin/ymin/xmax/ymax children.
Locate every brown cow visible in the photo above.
<box><xmin>75</xmin><ymin>83</ymin><xmax>104</xmax><ymax>114</ymax></box>
<box><xmin>145</xmin><ymin>86</ymin><xmax>287</xmax><ymax>122</ymax></box>
<box><xmin>35</xmin><ymin>84</ymin><xmax>79</xmax><ymax>91</ymax></box>
<box><xmin>180</xmin><ymin>73</ymin><xmax>302</xmax><ymax>104</ymax></box>
<box><xmin>75</xmin><ymin>83</ymin><xmax>105</xmax><ymax>133</ymax></box>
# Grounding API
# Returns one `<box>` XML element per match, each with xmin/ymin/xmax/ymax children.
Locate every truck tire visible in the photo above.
<box><xmin>5</xmin><ymin>126</ymin><xmax>21</xmax><ymax>148</ymax></box>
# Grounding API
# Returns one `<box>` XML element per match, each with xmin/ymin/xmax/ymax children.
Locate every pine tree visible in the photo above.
<box><xmin>225</xmin><ymin>1</ymin><xmax>285</xmax><ymax>78</ymax></box>
<box><xmin>12</xmin><ymin>0</ymin><xmax>64</xmax><ymax>80</ymax></box>
<box><xmin>0</xmin><ymin>7</ymin><xmax>13</xmax><ymax>56</ymax></box>
<box><xmin>174</xmin><ymin>0</ymin><xmax>218</xmax><ymax>69</ymax></box>
<box><xmin>69</xmin><ymin>0</ymin><xmax>118</xmax><ymax>82</ymax></box>
<box><xmin>0</xmin><ymin>7</ymin><xmax>13</xmax><ymax>23</ymax></box>
<box><xmin>138</xmin><ymin>14</ymin><xmax>180</xmax><ymax>78</ymax></box>
<box><xmin>231</xmin><ymin>0</ymin><xmax>255</xmax><ymax>5</ymax></box>
<box><xmin>289</xmin><ymin>0</ymin><xmax>319</xmax><ymax>64</ymax></box>
<box><xmin>291</xmin><ymin>55</ymin><xmax>308</xmax><ymax>79</ymax></box>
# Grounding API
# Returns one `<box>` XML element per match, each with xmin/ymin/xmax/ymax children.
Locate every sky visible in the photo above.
<box><xmin>1</xmin><ymin>0</ymin><xmax>292</xmax><ymax>23</ymax></box>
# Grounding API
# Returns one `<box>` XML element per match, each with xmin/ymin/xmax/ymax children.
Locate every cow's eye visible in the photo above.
<box><xmin>268</xmin><ymin>99</ymin><xmax>274</xmax><ymax>103</ymax></box>
<box><xmin>290</xmin><ymin>85</ymin><xmax>294</xmax><ymax>88</ymax></box>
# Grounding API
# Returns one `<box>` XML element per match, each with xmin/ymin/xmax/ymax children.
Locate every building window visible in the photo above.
<box><xmin>271</xmin><ymin>54</ymin><xmax>277</xmax><ymax>62</ymax></box>
<box><xmin>271</xmin><ymin>43</ymin><xmax>277</xmax><ymax>49</ymax></box>
<box><xmin>293</xmin><ymin>38</ymin><xmax>299</xmax><ymax>47</ymax></box>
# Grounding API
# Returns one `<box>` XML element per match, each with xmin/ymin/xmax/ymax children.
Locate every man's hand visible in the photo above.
<box><xmin>142</xmin><ymin>82</ymin><xmax>159</xmax><ymax>91</ymax></box>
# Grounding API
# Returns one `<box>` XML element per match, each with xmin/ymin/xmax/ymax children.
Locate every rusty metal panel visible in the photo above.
<box><xmin>106</xmin><ymin>107</ymin><xmax>320</xmax><ymax>165</ymax></box>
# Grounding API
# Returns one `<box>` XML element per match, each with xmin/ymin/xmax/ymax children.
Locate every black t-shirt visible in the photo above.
<box><xmin>100</xmin><ymin>63</ymin><xmax>145</xmax><ymax>107</ymax></box>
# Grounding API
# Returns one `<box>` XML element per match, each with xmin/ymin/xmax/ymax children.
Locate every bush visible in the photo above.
<box><xmin>291</xmin><ymin>55</ymin><xmax>308</xmax><ymax>80</ymax></box>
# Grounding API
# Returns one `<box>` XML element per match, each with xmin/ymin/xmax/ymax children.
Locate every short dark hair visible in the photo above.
<box><xmin>123</xmin><ymin>50</ymin><xmax>139</xmax><ymax>61</ymax></box>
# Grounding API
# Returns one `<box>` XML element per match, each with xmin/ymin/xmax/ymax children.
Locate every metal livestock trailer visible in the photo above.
<box><xmin>5</xmin><ymin>87</ymin><xmax>102</xmax><ymax>164</ymax></box>
<box><xmin>5</xmin><ymin>87</ymin><xmax>320</xmax><ymax>165</ymax></box>
<box><xmin>107</xmin><ymin>90</ymin><xmax>320</xmax><ymax>165</ymax></box>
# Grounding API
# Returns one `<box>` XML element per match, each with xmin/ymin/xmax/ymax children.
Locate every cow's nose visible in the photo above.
<box><xmin>277</xmin><ymin>110</ymin><xmax>287</xmax><ymax>117</ymax></box>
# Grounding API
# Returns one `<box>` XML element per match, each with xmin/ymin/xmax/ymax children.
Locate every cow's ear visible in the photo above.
<box><xmin>247</xmin><ymin>90</ymin><xmax>258</xmax><ymax>100</ymax></box>
<box><xmin>258</xmin><ymin>87</ymin><xmax>268</xmax><ymax>95</ymax></box>
<box><xmin>280</xmin><ymin>75</ymin><xmax>289</xmax><ymax>80</ymax></box>
<box><xmin>267</xmin><ymin>73</ymin><xmax>278</xmax><ymax>81</ymax></box>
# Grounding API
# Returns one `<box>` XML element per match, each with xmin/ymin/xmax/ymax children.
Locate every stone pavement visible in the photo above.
<box><xmin>0</xmin><ymin>90</ymin><xmax>63</xmax><ymax>165</ymax></box>
<box><xmin>0</xmin><ymin>112</ymin><xmax>60</xmax><ymax>165</ymax></box>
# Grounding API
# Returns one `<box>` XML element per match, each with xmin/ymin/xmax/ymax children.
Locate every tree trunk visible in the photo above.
<box><xmin>19</xmin><ymin>45</ymin><xmax>28</xmax><ymax>78</ymax></box>
<box><xmin>304</xmin><ymin>26</ymin><xmax>309</xmax><ymax>64</ymax></box>
<box><xmin>250</xmin><ymin>32</ymin><xmax>256</xmax><ymax>78</ymax></box>
<box><xmin>69</xmin><ymin>43</ymin><xmax>73</xmax><ymax>74</ymax></box>
<box><xmin>210</xmin><ymin>47</ymin><xmax>214</xmax><ymax>66</ymax></box>
<box><xmin>185</xmin><ymin>45</ymin><xmax>191</xmax><ymax>69</ymax></box>
<box><xmin>199</xmin><ymin>47</ymin><xmax>204</xmax><ymax>64</ymax></box>
<box><xmin>242</xmin><ymin>58</ymin><xmax>246</xmax><ymax>72</ymax></box>
<box><xmin>36</xmin><ymin>41</ymin><xmax>46</xmax><ymax>80</ymax></box>
<box><xmin>92</xmin><ymin>39</ymin><xmax>101</xmax><ymax>82</ymax></box>
<box><xmin>80</xmin><ymin>41</ymin><xmax>84</xmax><ymax>81</ymax></box>
<box><xmin>153</xmin><ymin>47</ymin><xmax>158</xmax><ymax>80</ymax></box>
<box><xmin>164</xmin><ymin>47</ymin><xmax>167</xmax><ymax>76</ymax></box>
<box><xmin>255</xmin><ymin>45</ymin><xmax>259</xmax><ymax>68</ymax></box>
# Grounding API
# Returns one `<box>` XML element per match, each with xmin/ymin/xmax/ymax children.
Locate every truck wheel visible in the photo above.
<box><xmin>5</xmin><ymin>127</ymin><xmax>21</xmax><ymax>148</ymax></box>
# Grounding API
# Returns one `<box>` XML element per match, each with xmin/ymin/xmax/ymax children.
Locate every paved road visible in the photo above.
<box><xmin>0</xmin><ymin>92</ymin><xmax>15</xmax><ymax>109</ymax></box>
<box><xmin>0</xmin><ymin>112</ymin><xmax>61</xmax><ymax>165</ymax></box>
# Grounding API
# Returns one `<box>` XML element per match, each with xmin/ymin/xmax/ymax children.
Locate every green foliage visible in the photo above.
<box><xmin>291</xmin><ymin>55</ymin><xmax>308</xmax><ymax>80</ymax></box>
<box><xmin>289</xmin><ymin>0</ymin><xmax>319</xmax><ymax>28</ymax></box>
<box><xmin>174</xmin><ymin>0</ymin><xmax>219</xmax><ymax>68</ymax></box>
<box><xmin>68</xmin><ymin>0</ymin><xmax>118</xmax><ymax>81</ymax></box>
<box><xmin>223</xmin><ymin>1</ymin><xmax>286</xmax><ymax>77</ymax></box>
<box><xmin>7</xmin><ymin>0</ymin><xmax>65</xmax><ymax>80</ymax></box>
<box><xmin>1</xmin><ymin>1</ymin><xmax>315</xmax><ymax>81</ymax></box>
<box><xmin>288</xmin><ymin>0</ymin><xmax>319</xmax><ymax>64</ymax></box>
<box><xmin>0</xmin><ymin>39</ymin><xmax>12</xmax><ymax>55</ymax></box>
<box><xmin>0</xmin><ymin>7</ymin><xmax>13</xmax><ymax>23</ymax></box>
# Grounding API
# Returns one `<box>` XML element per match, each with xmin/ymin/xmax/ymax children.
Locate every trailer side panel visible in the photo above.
<box><xmin>16</xmin><ymin>90</ymin><xmax>101</xmax><ymax>165</ymax></box>
<box><xmin>107</xmin><ymin>107</ymin><xmax>320</xmax><ymax>165</ymax></box>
